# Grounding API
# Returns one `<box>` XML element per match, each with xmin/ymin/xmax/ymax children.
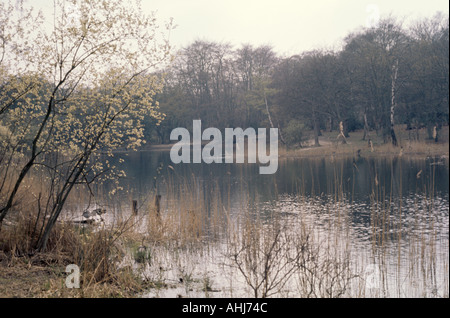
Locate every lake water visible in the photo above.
<box><xmin>109</xmin><ymin>150</ymin><xmax>449</xmax><ymax>203</ymax></box>
<box><xmin>75</xmin><ymin>150</ymin><xmax>449</xmax><ymax>297</ymax></box>
<box><xmin>111</xmin><ymin>151</ymin><xmax>449</xmax><ymax>229</ymax></box>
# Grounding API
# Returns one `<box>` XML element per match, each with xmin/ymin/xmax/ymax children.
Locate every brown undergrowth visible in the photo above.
<box><xmin>0</xmin><ymin>208</ymin><xmax>149</xmax><ymax>297</ymax></box>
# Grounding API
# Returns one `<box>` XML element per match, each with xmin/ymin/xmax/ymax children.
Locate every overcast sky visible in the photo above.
<box><xmin>141</xmin><ymin>0</ymin><xmax>449</xmax><ymax>55</ymax></box>
<box><xmin>31</xmin><ymin>0</ymin><xmax>449</xmax><ymax>56</ymax></box>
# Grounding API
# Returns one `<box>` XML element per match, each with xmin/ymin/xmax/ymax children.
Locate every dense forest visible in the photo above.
<box><xmin>147</xmin><ymin>14</ymin><xmax>449</xmax><ymax>147</ymax></box>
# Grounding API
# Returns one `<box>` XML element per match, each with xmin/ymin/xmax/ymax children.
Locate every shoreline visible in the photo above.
<box><xmin>138</xmin><ymin>126</ymin><xmax>449</xmax><ymax>160</ymax></box>
<box><xmin>278</xmin><ymin>140</ymin><xmax>449</xmax><ymax>159</ymax></box>
<box><xmin>141</xmin><ymin>139</ymin><xmax>449</xmax><ymax>160</ymax></box>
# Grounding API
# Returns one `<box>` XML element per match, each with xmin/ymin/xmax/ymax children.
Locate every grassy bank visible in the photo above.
<box><xmin>145</xmin><ymin>125</ymin><xmax>449</xmax><ymax>159</ymax></box>
<box><xmin>280</xmin><ymin>125</ymin><xmax>449</xmax><ymax>158</ymax></box>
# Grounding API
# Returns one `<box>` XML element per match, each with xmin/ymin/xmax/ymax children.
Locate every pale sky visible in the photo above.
<box><xmin>30</xmin><ymin>0</ymin><xmax>450</xmax><ymax>56</ymax></box>
<box><xmin>141</xmin><ymin>0</ymin><xmax>449</xmax><ymax>55</ymax></box>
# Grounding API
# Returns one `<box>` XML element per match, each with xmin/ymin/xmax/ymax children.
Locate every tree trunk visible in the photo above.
<box><xmin>264</xmin><ymin>91</ymin><xmax>286</xmax><ymax>145</ymax></box>
<box><xmin>264</xmin><ymin>92</ymin><xmax>275</xmax><ymax>129</ymax></box>
<box><xmin>326</xmin><ymin>116</ymin><xmax>332</xmax><ymax>132</ymax></box>
<box><xmin>390</xmin><ymin>60</ymin><xmax>398</xmax><ymax>147</ymax></box>
<box><xmin>337</xmin><ymin>121</ymin><xmax>347</xmax><ymax>144</ymax></box>
<box><xmin>0</xmin><ymin>82</ymin><xmax>63</xmax><ymax>225</ymax></box>
<box><xmin>154</xmin><ymin>195</ymin><xmax>161</xmax><ymax>217</ymax></box>
<box><xmin>313</xmin><ymin>109</ymin><xmax>320</xmax><ymax>147</ymax></box>
<box><xmin>363</xmin><ymin>112</ymin><xmax>370</xmax><ymax>141</ymax></box>
<box><xmin>432</xmin><ymin>125</ymin><xmax>438</xmax><ymax>142</ymax></box>
<box><xmin>0</xmin><ymin>157</ymin><xmax>35</xmax><ymax>224</ymax></box>
<box><xmin>36</xmin><ymin>150</ymin><xmax>91</xmax><ymax>251</ymax></box>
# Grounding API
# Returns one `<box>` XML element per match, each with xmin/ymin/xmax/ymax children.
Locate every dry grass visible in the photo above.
<box><xmin>0</xmin><ymin>206</ymin><xmax>151</xmax><ymax>297</ymax></box>
<box><xmin>0</xmin><ymin>258</ymin><xmax>147</xmax><ymax>298</ymax></box>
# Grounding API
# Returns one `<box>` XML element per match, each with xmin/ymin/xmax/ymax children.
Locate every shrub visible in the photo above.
<box><xmin>284</xmin><ymin>119</ymin><xmax>306</xmax><ymax>147</ymax></box>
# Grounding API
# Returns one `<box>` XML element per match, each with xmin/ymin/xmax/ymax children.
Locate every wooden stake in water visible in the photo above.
<box><xmin>132</xmin><ymin>200</ymin><xmax>138</xmax><ymax>215</ymax></box>
<box><xmin>155</xmin><ymin>195</ymin><xmax>161</xmax><ymax>217</ymax></box>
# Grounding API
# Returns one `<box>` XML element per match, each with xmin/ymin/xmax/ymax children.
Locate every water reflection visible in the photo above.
<box><xmin>101</xmin><ymin>151</ymin><xmax>449</xmax><ymax>248</ymax></box>
<box><xmin>110</xmin><ymin>151</ymin><xmax>448</xmax><ymax>211</ymax></box>
<box><xmin>97</xmin><ymin>150</ymin><xmax>448</xmax><ymax>297</ymax></box>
